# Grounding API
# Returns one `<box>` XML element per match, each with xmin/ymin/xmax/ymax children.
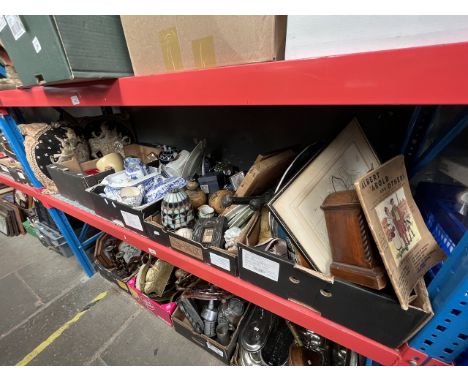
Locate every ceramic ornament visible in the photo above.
<box><xmin>124</xmin><ymin>157</ymin><xmax>147</xmax><ymax>180</ymax></box>
<box><xmin>161</xmin><ymin>188</ymin><xmax>194</xmax><ymax>230</ymax></box>
<box><xmin>88</xmin><ymin>123</ymin><xmax>131</xmax><ymax>159</ymax></box>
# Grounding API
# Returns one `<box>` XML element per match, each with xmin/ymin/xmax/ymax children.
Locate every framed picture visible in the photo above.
<box><xmin>268</xmin><ymin>119</ymin><xmax>380</xmax><ymax>275</ymax></box>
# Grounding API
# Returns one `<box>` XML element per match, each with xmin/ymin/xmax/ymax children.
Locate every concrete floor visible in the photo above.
<box><xmin>0</xmin><ymin>232</ymin><xmax>224</xmax><ymax>366</ymax></box>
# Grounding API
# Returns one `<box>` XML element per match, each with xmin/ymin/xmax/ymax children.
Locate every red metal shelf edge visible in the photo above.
<box><xmin>3</xmin><ymin>174</ymin><xmax>449</xmax><ymax>365</ymax></box>
<box><xmin>1</xmin><ymin>42</ymin><xmax>468</xmax><ymax>107</ymax></box>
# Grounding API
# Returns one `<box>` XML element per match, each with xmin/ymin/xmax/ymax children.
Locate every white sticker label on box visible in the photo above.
<box><xmin>18</xmin><ymin>172</ymin><xmax>25</xmax><ymax>179</ymax></box>
<box><xmin>242</xmin><ymin>249</ymin><xmax>279</xmax><ymax>282</ymax></box>
<box><xmin>5</xmin><ymin>16</ymin><xmax>26</xmax><ymax>40</ymax></box>
<box><xmin>0</xmin><ymin>16</ymin><xmax>7</xmax><ymax>32</ymax></box>
<box><xmin>32</xmin><ymin>36</ymin><xmax>41</xmax><ymax>53</ymax></box>
<box><xmin>209</xmin><ymin>252</ymin><xmax>231</xmax><ymax>271</ymax></box>
<box><xmin>0</xmin><ymin>165</ymin><xmax>8</xmax><ymax>172</ymax></box>
<box><xmin>70</xmin><ymin>95</ymin><xmax>80</xmax><ymax>105</ymax></box>
<box><xmin>120</xmin><ymin>210</ymin><xmax>143</xmax><ymax>231</ymax></box>
<box><xmin>153</xmin><ymin>230</ymin><xmax>160</xmax><ymax>236</ymax></box>
<box><xmin>206</xmin><ymin>341</ymin><xmax>224</xmax><ymax>357</ymax></box>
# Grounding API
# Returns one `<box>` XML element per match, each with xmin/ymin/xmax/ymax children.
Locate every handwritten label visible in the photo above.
<box><xmin>242</xmin><ymin>249</ymin><xmax>280</xmax><ymax>282</ymax></box>
<box><xmin>32</xmin><ymin>36</ymin><xmax>41</xmax><ymax>53</ymax></box>
<box><xmin>209</xmin><ymin>252</ymin><xmax>231</xmax><ymax>271</ymax></box>
<box><xmin>206</xmin><ymin>341</ymin><xmax>224</xmax><ymax>357</ymax></box>
<box><xmin>120</xmin><ymin>211</ymin><xmax>143</xmax><ymax>231</ymax></box>
<box><xmin>5</xmin><ymin>16</ymin><xmax>26</xmax><ymax>40</ymax></box>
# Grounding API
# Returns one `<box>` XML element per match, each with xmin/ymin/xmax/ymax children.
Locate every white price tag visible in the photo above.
<box><xmin>18</xmin><ymin>172</ymin><xmax>25</xmax><ymax>179</ymax></box>
<box><xmin>32</xmin><ymin>36</ymin><xmax>41</xmax><ymax>53</ymax></box>
<box><xmin>5</xmin><ymin>16</ymin><xmax>26</xmax><ymax>40</ymax></box>
<box><xmin>70</xmin><ymin>95</ymin><xmax>80</xmax><ymax>105</ymax></box>
<box><xmin>148</xmin><ymin>248</ymin><xmax>156</xmax><ymax>255</ymax></box>
<box><xmin>209</xmin><ymin>252</ymin><xmax>231</xmax><ymax>271</ymax></box>
<box><xmin>120</xmin><ymin>210</ymin><xmax>143</xmax><ymax>231</ymax></box>
<box><xmin>0</xmin><ymin>165</ymin><xmax>8</xmax><ymax>172</ymax></box>
<box><xmin>242</xmin><ymin>249</ymin><xmax>280</xmax><ymax>282</ymax></box>
<box><xmin>206</xmin><ymin>341</ymin><xmax>224</xmax><ymax>357</ymax></box>
<box><xmin>0</xmin><ymin>16</ymin><xmax>7</xmax><ymax>32</ymax></box>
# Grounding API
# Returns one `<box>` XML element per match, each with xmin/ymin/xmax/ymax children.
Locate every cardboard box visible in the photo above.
<box><xmin>0</xmin><ymin>157</ymin><xmax>30</xmax><ymax>185</ymax></box>
<box><xmin>120</xmin><ymin>16</ymin><xmax>287</xmax><ymax>75</ymax></box>
<box><xmin>95</xmin><ymin>262</ymin><xmax>131</xmax><ymax>294</ymax></box>
<box><xmin>237</xmin><ymin>243</ymin><xmax>433</xmax><ymax>348</ymax></box>
<box><xmin>172</xmin><ymin>302</ymin><xmax>250</xmax><ymax>364</ymax></box>
<box><xmin>0</xmin><ymin>16</ymin><xmax>133</xmax><ymax>86</ymax></box>
<box><xmin>205</xmin><ymin>246</ymin><xmax>239</xmax><ymax>276</ymax></box>
<box><xmin>127</xmin><ymin>277</ymin><xmax>177</xmax><ymax>326</ymax></box>
<box><xmin>48</xmin><ymin>159</ymin><xmax>112</xmax><ymax>210</ymax></box>
<box><xmin>285</xmin><ymin>16</ymin><xmax>468</xmax><ymax>60</ymax></box>
<box><xmin>167</xmin><ymin>226</ymin><xmax>245</xmax><ymax>276</ymax></box>
<box><xmin>143</xmin><ymin>214</ymin><xmax>170</xmax><ymax>247</ymax></box>
<box><xmin>48</xmin><ymin>144</ymin><xmax>161</xmax><ymax>210</ymax></box>
<box><xmin>87</xmin><ymin>184</ymin><xmax>161</xmax><ymax>234</ymax></box>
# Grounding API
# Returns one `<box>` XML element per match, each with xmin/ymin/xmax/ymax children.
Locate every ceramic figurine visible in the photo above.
<box><xmin>161</xmin><ymin>188</ymin><xmax>194</xmax><ymax>230</ymax></box>
<box><xmin>88</xmin><ymin>123</ymin><xmax>131</xmax><ymax>159</ymax></box>
<box><xmin>186</xmin><ymin>180</ymin><xmax>207</xmax><ymax>209</ymax></box>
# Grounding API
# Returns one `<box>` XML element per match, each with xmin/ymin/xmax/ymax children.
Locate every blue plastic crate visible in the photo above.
<box><xmin>415</xmin><ymin>182</ymin><xmax>467</xmax><ymax>281</ymax></box>
<box><xmin>409</xmin><ymin>233</ymin><xmax>468</xmax><ymax>363</ymax></box>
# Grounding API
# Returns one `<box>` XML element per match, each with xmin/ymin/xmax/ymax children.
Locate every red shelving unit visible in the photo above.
<box><xmin>0</xmin><ymin>42</ymin><xmax>468</xmax><ymax>107</ymax></box>
<box><xmin>0</xmin><ymin>173</ymin><xmax>436</xmax><ymax>366</ymax></box>
<box><xmin>1</xmin><ymin>41</ymin><xmax>462</xmax><ymax>366</ymax></box>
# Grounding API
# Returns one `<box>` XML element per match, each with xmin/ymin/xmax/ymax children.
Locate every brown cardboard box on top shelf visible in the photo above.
<box><xmin>120</xmin><ymin>16</ymin><xmax>287</xmax><ymax>75</ymax></box>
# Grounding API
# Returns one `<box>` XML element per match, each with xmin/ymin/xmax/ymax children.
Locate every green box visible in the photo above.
<box><xmin>0</xmin><ymin>16</ymin><xmax>133</xmax><ymax>86</ymax></box>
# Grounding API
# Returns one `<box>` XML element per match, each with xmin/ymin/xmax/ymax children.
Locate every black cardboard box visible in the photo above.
<box><xmin>0</xmin><ymin>157</ymin><xmax>31</xmax><ymax>185</ymax></box>
<box><xmin>172</xmin><ymin>303</ymin><xmax>250</xmax><ymax>364</ymax></box>
<box><xmin>168</xmin><ymin>231</ymin><xmax>206</xmax><ymax>262</ymax></box>
<box><xmin>205</xmin><ymin>246</ymin><xmax>239</xmax><ymax>276</ymax></box>
<box><xmin>48</xmin><ymin>144</ymin><xmax>160</xmax><ymax>210</ymax></box>
<box><xmin>87</xmin><ymin>184</ymin><xmax>161</xmax><ymax>234</ymax></box>
<box><xmin>8</xmin><ymin>167</ymin><xmax>31</xmax><ymax>185</ymax></box>
<box><xmin>237</xmin><ymin>243</ymin><xmax>433</xmax><ymax>348</ymax></box>
<box><xmin>48</xmin><ymin>159</ymin><xmax>112</xmax><ymax>209</ymax></box>
<box><xmin>94</xmin><ymin>262</ymin><xmax>131</xmax><ymax>294</ymax></box>
<box><xmin>143</xmin><ymin>214</ymin><xmax>170</xmax><ymax>247</ymax></box>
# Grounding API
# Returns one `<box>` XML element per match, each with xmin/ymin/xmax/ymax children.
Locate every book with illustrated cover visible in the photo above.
<box><xmin>354</xmin><ymin>155</ymin><xmax>446</xmax><ymax>310</ymax></box>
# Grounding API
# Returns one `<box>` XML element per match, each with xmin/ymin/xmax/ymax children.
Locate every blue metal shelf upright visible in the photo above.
<box><xmin>0</xmin><ymin>110</ymin><xmax>95</xmax><ymax>277</ymax></box>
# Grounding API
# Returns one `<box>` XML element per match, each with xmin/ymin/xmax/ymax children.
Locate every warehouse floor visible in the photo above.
<box><xmin>0</xmin><ymin>233</ymin><xmax>224</xmax><ymax>366</ymax></box>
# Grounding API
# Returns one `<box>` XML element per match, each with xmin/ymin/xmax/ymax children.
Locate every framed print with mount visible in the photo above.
<box><xmin>268</xmin><ymin>119</ymin><xmax>380</xmax><ymax>275</ymax></box>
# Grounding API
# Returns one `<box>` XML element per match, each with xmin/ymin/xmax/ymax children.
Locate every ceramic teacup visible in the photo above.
<box><xmin>198</xmin><ymin>204</ymin><xmax>214</xmax><ymax>218</ymax></box>
<box><xmin>119</xmin><ymin>186</ymin><xmax>144</xmax><ymax>207</ymax></box>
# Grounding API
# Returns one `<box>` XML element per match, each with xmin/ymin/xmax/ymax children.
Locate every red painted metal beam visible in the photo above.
<box><xmin>1</xmin><ymin>173</ymin><xmax>452</xmax><ymax>366</ymax></box>
<box><xmin>1</xmin><ymin>42</ymin><xmax>468</xmax><ymax>107</ymax></box>
<box><xmin>0</xmin><ymin>174</ymin><xmax>43</xmax><ymax>199</ymax></box>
